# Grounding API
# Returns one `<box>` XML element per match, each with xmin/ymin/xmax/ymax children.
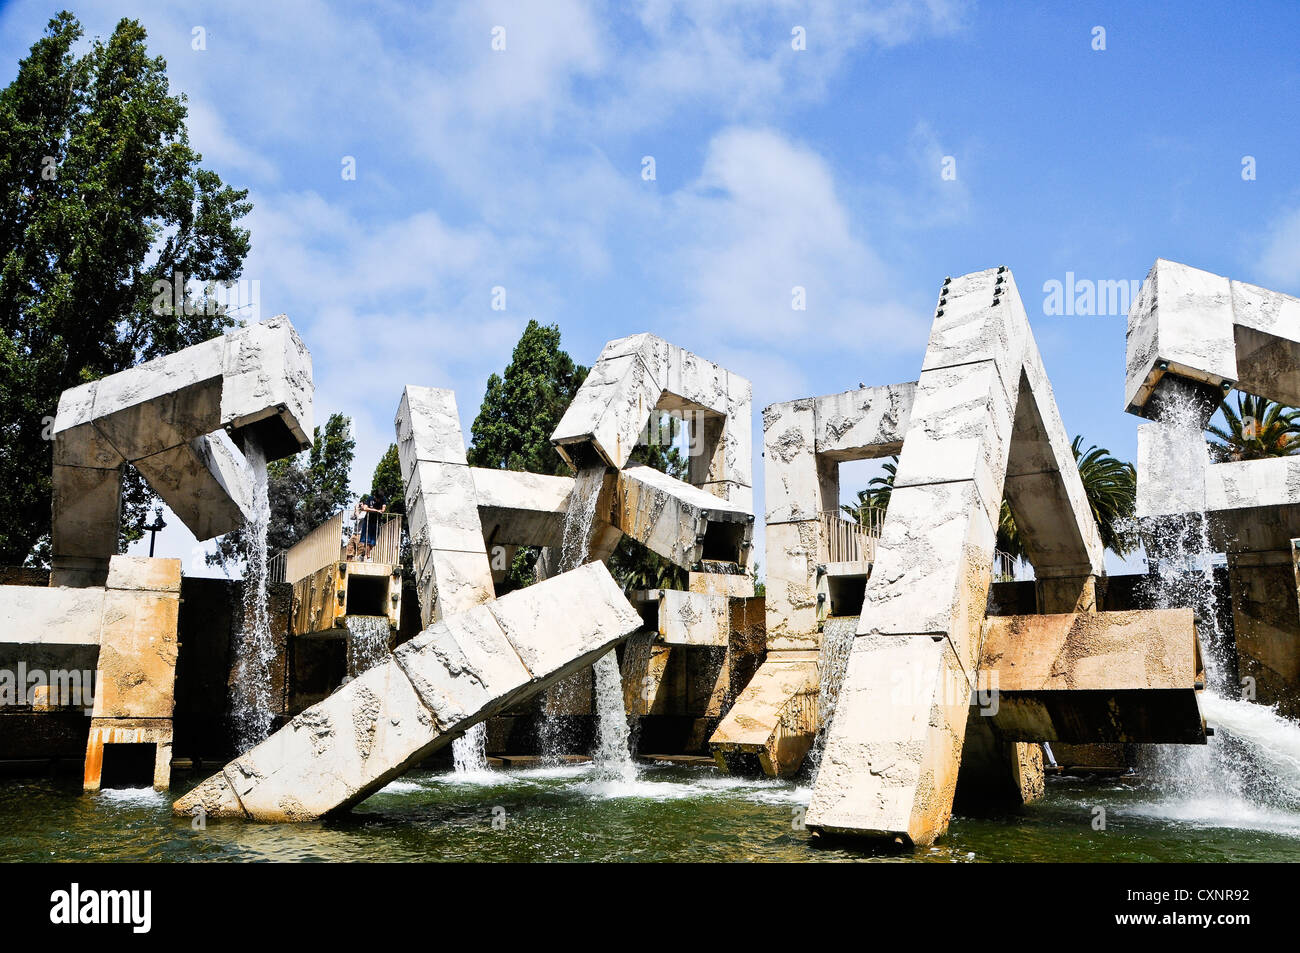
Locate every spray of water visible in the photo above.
<box><xmin>453</xmin><ymin>722</ymin><xmax>490</xmax><ymax>774</ymax></box>
<box><xmin>1138</xmin><ymin>390</ymin><xmax>1300</xmax><ymax>821</ymax></box>
<box><xmin>230</xmin><ymin>437</ymin><xmax>274</xmax><ymax>752</ymax></box>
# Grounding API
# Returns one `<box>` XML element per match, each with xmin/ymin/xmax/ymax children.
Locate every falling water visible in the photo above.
<box><xmin>805</xmin><ymin>616</ymin><xmax>858</xmax><ymax>777</ymax></box>
<box><xmin>346</xmin><ymin>615</ymin><xmax>391</xmax><ymax>675</ymax></box>
<box><xmin>542</xmin><ymin>464</ymin><xmax>636</xmax><ymax>779</ymax></box>
<box><xmin>453</xmin><ymin>722</ymin><xmax>490</xmax><ymax>774</ymax></box>
<box><xmin>1138</xmin><ymin>390</ymin><xmax>1300</xmax><ymax>821</ymax></box>
<box><xmin>230</xmin><ymin>437</ymin><xmax>274</xmax><ymax>752</ymax></box>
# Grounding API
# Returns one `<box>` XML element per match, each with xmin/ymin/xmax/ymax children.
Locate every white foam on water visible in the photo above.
<box><xmin>97</xmin><ymin>787</ymin><xmax>166</xmax><ymax>805</ymax></box>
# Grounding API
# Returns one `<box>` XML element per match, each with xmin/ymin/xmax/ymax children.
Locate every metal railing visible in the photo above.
<box><xmin>279</xmin><ymin>510</ymin><xmax>405</xmax><ymax>585</ymax></box>
<box><xmin>993</xmin><ymin>549</ymin><xmax>1020</xmax><ymax>583</ymax></box>
<box><xmin>819</xmin><ymin>507</ymin><xmax>885</xmax><ymax>564</ymax></box>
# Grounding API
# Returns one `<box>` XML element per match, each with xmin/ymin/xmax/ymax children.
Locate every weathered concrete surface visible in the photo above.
<box><xmin>762</xmin><ymin>384</ymin><xmax>915</xmax><ymax>652</ymax></box>
<box><xmin>1127</xmin><ymin>262</ymin><xmax>1300</xmax><ymax>716</ymax></box>
<box><xmin>614</xmin><ymin>464</ymin><xmax>752</xmax><ymax>569</ymax></box>
<box><xmin>471</xmin><ymin>467</ymin><xmax>573</xmax><ymax>548</ymax></box>
<box><xmin>1230</xmin><ymin>550</ymin><xmax>1300</xmax><ymax>718</ymax></box>
<box><xmin>550</xmin><ymin>333</ymin><xmax>753</xmax><ymax>511</ymax></box>
<box><xmin>51</xmin><ymin>316</ymin><xmax>313</xmax><ymax>586</ymax></box>
<box><xmin>395</xmin><ymin>386</ymin><xmax>496</xmax><ymax>627</ymax></box>
<box><xmin>807</xmin><ymin>267</ymin><xmax>1108</xmax><ymax>846</ymax></box>
<box><xmin>1126</xmin><ymin>258</ymin><xmax>1300</xmax><ymax>417</ymax></box>
<box><xmin>977</xmin><ymin>609</ymin><xmax>1206</xmax><ymax>743</ymax></box>
<box><xmin>82</xmin><ymin>557</ymin><xmax>182</xmax><ymax>790</ymax></box>
<box><xmin>657</xmin><ymin>590</ymin><xmax>730</xmax><ymax>646</ymax></box>
<box><xmin>709</xmin><ymin>651</ymin><xmax>818</xmax><ymax>778</ymax></box>
<box><xmin>174</xmin><ymin>562</ymin><xmax>642</xmax><ymax>821</ymax></box>
<box><xmin>688</xmin><ymin>571</ymin><xmax>755</xmax><ymax>598</ymax></box>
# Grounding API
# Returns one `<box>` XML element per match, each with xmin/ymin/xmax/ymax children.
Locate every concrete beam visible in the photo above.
<box><xmin>395</xmin><ymin>386</ymin><xmax>496</xmax><ymax>627</ymax></box>
<box><xmin>50</xmin><ymin>316</ymin><xmax>313</xmax><ymax>585</ymax></box>
<box><xmin>977</xmin><ymin>609</ymin><xmax>1206</xmax><ymax>744</ymax></box>
<box><xmin>174</xmin><ymin>562</ymin><xmax>643</xmax><ymax>821</ymax></box>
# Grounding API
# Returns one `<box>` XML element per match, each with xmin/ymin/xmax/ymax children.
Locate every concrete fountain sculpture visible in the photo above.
<box><xmin>0</xmin><ymin>315</ymin><xmax>314</xmax><ymax>790</ymax></box>
<box><xmin>797</xmin><ymin>267</ymin><xmax>1207</xmax><ymax>846</ymax></box>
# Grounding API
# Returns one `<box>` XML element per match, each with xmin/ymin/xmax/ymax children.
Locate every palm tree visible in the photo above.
<box><xmin>1071</xmin><ymin>436</ymin><xmax>1137</xmax><ymax>556</ymax></box>
<box><xmin>1207</xmin><ymin>392</ymin><xmax>1300</xmax><ymax>462</ymax></box>
<box><xmin>840</xmin><ymin>457</ymin><xmax>896</xmax><ymax>523</ymax></box>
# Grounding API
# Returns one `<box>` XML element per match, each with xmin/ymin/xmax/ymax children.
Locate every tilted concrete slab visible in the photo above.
<box><xmin>50</xmin><ymin>316</ymin><xmax>313</xmax><ymax>585</ymax></box>
<box><xmin>709</xmin><ymin>652</ymin><xmax>819</xmax><ymax>778</ymax></box>
<box><xmin>807</xmin><ymin>266</ymin><xmax>1108</xmax><ymax>846</ymax></box>
<box><xmin>614</xmin><ymin>463</ymin><xmax>752</xmax><ymax>569</ymax></box>
<box><xmin>173</xmin><ymin>562</ymin><xmax>643</xmax><ymax>821</ymax></box>
<box><xmin>395</xmin><ymin>386</ymin><xmax>496</xmax><ymax>627</ymax></box>
<box><xmin>976</xmin><ymin>609</ymin><xmax>1206</xmax><ymax>744</ymax></box>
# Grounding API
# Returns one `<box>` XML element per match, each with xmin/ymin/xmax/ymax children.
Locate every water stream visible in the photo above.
<box><xmin>229</xmin><ymin>437</ymin><xmax>274</xmax><ymax>752</ymax></box>
<box><xmin>345</xmin><ymin>615</ymin><xmax>391</xmax><ymax>675</ymax></box>
<box><xmin>805</xmin><ymin>615</ymin><xmax>858</xmax><ymax>777</ymax></box>
<box><xmin>1137</xmin><ymin>390</ymin><xmax>1300</xmax><ymax>823</ymax></box>
<box><xmin>542</xmin><ymin>464</ymin><xmax>636</xmax><ymax>780</ymax></box>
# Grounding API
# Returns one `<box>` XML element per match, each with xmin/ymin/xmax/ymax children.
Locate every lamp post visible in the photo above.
<box><xmin>143</xmin><ymin>507</ymin><xmax>167</xmax><ymax>558</ymax></box>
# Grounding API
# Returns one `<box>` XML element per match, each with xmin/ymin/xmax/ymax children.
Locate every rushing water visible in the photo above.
<box><xmin>539</xmin><ymin>464</ymin><xmax>636</xmax><ymax>780</ymax></box>
<box><xmin>1136</xmin><ymin>389</ymin><xmax>1300</xmax><ymax>828</ymax></box>
<box><xmin>453</xmin><ymin>723</ymin><xmax>490</xmax><ymax>775</ymax></box>
<box><xmin>345</xmin><ymin>615</ymin><xmax>391</xmax><ymax>676</ymax></box>
<box><xmin>806</xmin><ymin>616</ymin><xmax>857</xmax><ymax>776</ymax></box>
<box><xmin>4</xmin><ymin>765</ymin><xmax>1297</xmax><ymax>862</ymax></box>
<box><xmin>229</xmin><ymin>438</ymin><xmax>274</xmax><ymax>752</ymax></box>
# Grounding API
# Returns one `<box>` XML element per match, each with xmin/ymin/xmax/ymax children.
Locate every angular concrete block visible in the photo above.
<box><xmin>805</xmin><ymin>633</ymin><xmax>973</xmax><ymax>846</ymax></box>
<box><xmin>813</xmin><ymin>383</ymin><xmax>915</xmax><ymax>460</ymax></box>
<box><xmin>221</xmin><ymin>658</ymin><xmax>440</xmax><ymax>821</ymax></box>
<box><xmin>393</xmin><ymin>604</ymin><xmax>532</xmax><ymax>731</ymax></box>
<box><xmin>763</xmin><ymin>398</ymin><xmax>822</xmax><ymax>524</ymax></box>
<box><xmin>614</xmin><ymin>463</ymin><xmax>753</xmax><ymax>569</ymax></box>
<box><xmin>657</xmin><ymin>590</ymin><xmax>730</xmax><ymax>646</ymax></box>
<box><xmin>0</xmin><ymin>585</ymin><xmax>106</xmax><ymax>647</ymax></box>
<box><xmin>91</xmin><ymin>588</ymin><xmax>180</xmax><ymax>719</ymax></box>
<box><xmin>133</xmin><ymin>430</ymin><xmax>256</xmax><ymax>541</ymax></box>
<box><xmin>471</xmin><ymin>467</ymin><xmax>572</xmax><ymax>548</ymax></box>
<box><xmin>763</xmin><ymin>520</ymin><xmax>821</xmax><ymax>652</ymax></box>
<box><xmin>891</xmin><ymin>360</ymin><xmax>1015</xmax><ymax>529</ymax></box>
<box><xmin>709</xmin><ymin>653</ymin><xmax>819</xmax><ymax>777</ymax></box>
<box><xmin>176</xmin><ymin>561</ymin><xmax>644</xmax><ymax>821</ymax></box>
<box><xmin>688</xmin><ymin>571</ymin><xmax>755</xmax><ymax>598</ymax></box>
<box><xmin>395</xmin><ymin>386</ymin><xmax>469</xmax><ymax>473</ymax></box>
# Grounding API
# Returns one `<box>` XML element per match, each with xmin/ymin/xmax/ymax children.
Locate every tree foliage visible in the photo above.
<box><xmin>467</xmin><ymin>321</ymin><xmax>588</xmax><ymax>589</ymax></box>
<box><xmin>468</xmin><ymin>320</ymin><xmax>588</xmax><ymax>476</ymax></box>
<box><xmin>0</xmin><ymin>13</ymin><xmax>252</xmax><ymax>564</ymax></box>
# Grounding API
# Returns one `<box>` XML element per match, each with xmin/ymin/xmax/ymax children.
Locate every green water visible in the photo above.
<box><xmin>2</xmin><ymin>764</ymin><xmax>1297</xmax><ymax>862</ymax></box>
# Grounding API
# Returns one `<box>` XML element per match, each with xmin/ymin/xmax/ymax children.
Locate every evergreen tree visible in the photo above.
<box><xmin>1</xmin><ymin>14</ymin><xmax>252</xmax><ymax>564</ymax></box>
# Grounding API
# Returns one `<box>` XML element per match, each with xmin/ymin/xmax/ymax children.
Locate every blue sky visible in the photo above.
<box><xmin>3</xmin><ymin>0</ymin><xmax>1298</xmax><ymax>576</ymax></box>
